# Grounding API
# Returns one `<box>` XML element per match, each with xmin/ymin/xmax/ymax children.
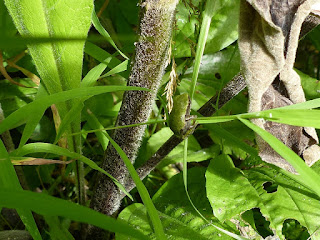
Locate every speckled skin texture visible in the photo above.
<box><xmin>87</xmin><ymin>0</ymin><xmax>178</xmax><ymax>239</ymax></box>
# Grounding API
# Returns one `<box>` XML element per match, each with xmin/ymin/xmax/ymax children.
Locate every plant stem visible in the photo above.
<box><xmin>121</xmin><ymin>13</ymin><xmax>320</xmax><ymax>198</ymax></box>
<box><xmin>190</xmin><ymin>0</ymin><xmax>215</xmax><ymax>100</ymax></box>
<box><xmin>87</xmin><ymin>0</ymin><xmax>179</xmax><ymax>239</ymax></box>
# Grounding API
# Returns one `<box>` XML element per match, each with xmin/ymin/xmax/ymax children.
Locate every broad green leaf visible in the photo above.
<box><xmin>0</xmin><ymin>188</ymin><xmax>148</xmax><ymax>240</ymax></box>
<box><xmin>9</xmin><ymin>143</ymin><xmax>132</xmax><ymax>200</ymax></box>
<box><xmin>4</xmin><ymin>0</ymin><xmax>94</xmax><ymax>203</ymax></box>
<box><xmin>117</xmin><ymin>168</ymin><xmax>239</xmax><ymax>240</ymax></box>
<box><xmin>181</xmin><ymin>46</ymin><xmax>240</xmax><ymax>109</ymax></box>
<box><xmin>4</xmin><ymin>0</ymin><xmax>93</xmax><ymax>95</ymax></box>
<box><xmin>205</xmin><ymin>155</ymin><xmax>320</xmax><ymax>239</ymax></box>
<box><xmin>204</xmin><ymin>0</ymin><xmax>239</xmax><ymax>54</ymax></box>
<box><xmin>205</xmin><ymin>154</ymin><xmax>260</xmax><ymax>222</ymax></box>
<box><xmin>245</xmin><ymin>167</ymin><xmax>320</xmax><ymax>239</ymax></box>
<box><xmin>0</xmin><ymin>140</ymin><xmax>42</xmax><ymax>240</ymax></box>
<box><xmin>0</xmin><ymin>0</ymin><xmax>16</xmax><ymax>37</ymax></box>
<box><xmin>0</xmin><ymin>79</ymin><xmax>37</xmax><ymax>116</ymax></box>
<box><xmin>206</xmin><ymin>124</ymin><xmax>258</xmax><ymax>157</ymax></box>
<box><xmin>298</xmin><ymin>69</ymin><xmax>320</xmax><ymax>100</ymax></box>
<box><xmin>174</xmin><ymin>0</ymin><xmax>239</xmax><ymax>58</ymax></box>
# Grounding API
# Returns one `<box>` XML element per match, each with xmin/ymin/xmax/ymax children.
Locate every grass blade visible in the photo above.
<box><xmin>91</xmin><ymin>10</ymin><xmax>128</xmax><ymax>60</ymax></box>
<box><xmin>239</xmin><ymin>118</ymin><xmax>320</xmax><ymax>197</ymax></box>
<box><xmin>0</xmin><ymin>86</ymin><xmax>148</xmax><ymax>135</ymax></box>
<box><xmin>10</xmin><ymin>143</ymin><xmax>132</xmax><ymax>200</ymax></box>
<box><xmin>0</xmin><ymin>140</ymin><xmax>42</xmax><ymax>240</ymax></box>
<box><xmin>0</xmin><ymin>188</ymin><xmax>148</xmax><ymax>240</ymax></box>
<box><xmin>103</xmin><ymin>131</ymin><xmax>166</xmax><ymax>240</ymax></box>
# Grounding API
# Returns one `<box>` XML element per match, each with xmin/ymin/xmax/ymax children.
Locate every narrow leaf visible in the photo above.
<box><xmin>0</xmin><ymin>188</ymin><xmax>148</xmax><ymax>240</ymax></box>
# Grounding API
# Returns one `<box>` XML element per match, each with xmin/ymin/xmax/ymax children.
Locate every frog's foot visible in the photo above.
<box><xmin>186</xmin><ymin>115</ymin><xmax>197</xmax><ymax>121</ymax></box>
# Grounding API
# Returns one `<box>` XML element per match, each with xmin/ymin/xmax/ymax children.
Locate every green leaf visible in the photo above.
<box><xmin>158</xmin><ymin>146</ymin><xmax>219</xmax><ymax>168</ymax></box>
<box><xmin>206</xmin><ymin>124</ymin><xmax>258</xmax><ymax>157</ymax></box>
<box><xmin>205</xmin><ymin>154</ymin><xmax>260</xmax><ymax>222</ymax></box>
<box><xmin>298</xmin><ymin>69</ymin><xmax>320</xmax><ymax>100</ymax></box>
<box><xmin>245</xmin><ymin>167</ymin><xmax>320</xmax><ymax>239</ymax></box>
<box><xmin>9</xmin><ymin>143</ymin><xmax>132</xmax><ymax>200</ymax></box>
<box><xmin>174</xmin><ymin>0</ymin><xmax>239</xmax><ymax>58</ymax></box>
<box><xmin>0</xmin><ymin>79</ymin><xmax>37</xmax><ymax>116</ymax></box>
<box><xmin>102</xmin><ymin>132</ymin><xmax>166</xmax><ymax>239</ymax></box>
<box><xmin>44</xmin><ymin>216</ymin><xmax>74</xmax><ymax>240</ymax></box>
<box><xmin>0</xmin><ymin>140</ymin><xmax>42</xmax><ymax>240</ymax></box>
<box><xmin>91</xmin><ymin>10</ymin><xmax>128</xmax><ymax>59</ymax></box>
<box><xmin>100</xmin><ymin>60</ymin><xmax>129</xmax><ymax>78</ymax></box>
<box><xmin>4</xmin><ymin>0</ymin><xmax>93</xmax><ymax>95</ymax></box>
<box><xmin>0</xmin><ymin>188</ymin><xmax>148</xmax><ymax>240</ymax></box>
<box><xmin>0</xmin><ymin>86</ymin><xmax>147</xmax><ymax>135</ymax></box>
<box><xmin>204</xmin><ymin>0</ymin><xmax>239</xmax><ymax>54</ymax></box>
<box><xmin>83</xmin><ymin>107</ymin><xmax>109</xmax><ymax>151</ymax></box>
<box><xmin>117</xmin><ymin>168</ymin><xmax>239</xmax><ymax>240</ymax></box>
<box><xmin>239</xmin><ymin>118</ymin><xmax>320</xmax><ymax>198</ymax></box>
<box><xmin>181</xmin><ymin>46</ymin><xmax>240</xmax><ymax>109</ymax></box>
<box><xmin>190</xmin><ymin>0</ymin><xmax>216</xmax><ymax>99</ymax></box>
<box><xmin>260</xmin><ymin>109</ymin><xmax>320</xmax><ymax>128</ymax></box>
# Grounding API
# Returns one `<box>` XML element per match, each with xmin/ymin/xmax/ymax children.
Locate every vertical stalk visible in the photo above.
<box><xmin>87</xmin><ymin>0</ymin><xmax>179</xmax><ymax>239</ymax></box>
<box><xmin>189</xmin><ymin>0</ymin><xmax>216</xmax><ymax>100</ymax></box>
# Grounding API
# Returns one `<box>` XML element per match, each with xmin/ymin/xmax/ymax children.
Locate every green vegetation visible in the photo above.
<box><xmin>0</xmin><ymin>0</ymin><xmax>320</xmax><ymax>239</ymax></box>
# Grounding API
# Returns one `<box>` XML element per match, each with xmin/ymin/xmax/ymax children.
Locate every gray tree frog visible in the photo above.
<box><xmin>168</xmin><ymin>93</ymin><xmax>196</xmax><ymax>138</ymax></box>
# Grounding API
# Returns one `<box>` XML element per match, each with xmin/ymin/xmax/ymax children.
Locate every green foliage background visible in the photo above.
<box><xmin>0</xmin><ymin>0</ymin><xmax>320</xmax><ymax>239</ymax></box>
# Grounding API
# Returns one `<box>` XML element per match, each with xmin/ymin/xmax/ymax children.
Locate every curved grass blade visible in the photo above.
<box><xmin>92</xmin><ymin>10</ymin><xmax>128</xmax><ymax>60</ymax></box>
<box><xmin>182</xmin><ymin>140</ymin><xmax>249</xmax><ymax>240</ymax></box>
<box><xmin>103</xmin><ymin>132</ymin><xmax>166</xmax><ymax>240</ymax></box>
<box><xmin>239</xmin><ymin>118</ymin><xmax>320</xmax><ymax>197</ymax></box>
<box><xmin>190</xmin><ymin>0</ymin><xmax>216</xmax><ymax>99</ymax></box>
<box><xmin>10</xmin><ymin>143</ymin><xmax>132</xmax><ymax>200</ymax></box>
<box><xmin>100</xmin><ymin>60</ymin><xmax>129</xmax><ymax>78</ymax></box>
<box><xmin>0</xmin><ymin>140</ymin><xmax>42</xmax><ymax>240</ymax></box>
<box><xmin>84</xmin><ymin>108</ymin><xmax>109</xmax><ymax>151</ymax></box>
<box><xmin>0</xmin><ymin>188</ymin><xmax>148</xmax><ymax>240</ymax></box>
<box><xmin>0</xmin><ymin>86</ymin><xmax>148</xmax><ymax>135</ymax></box>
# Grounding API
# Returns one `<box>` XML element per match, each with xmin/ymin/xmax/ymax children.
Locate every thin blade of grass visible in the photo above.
<box><xmin>239</xmin><ymin>118</ymin><xmax>320</xmax><ymax>197</ymax></box>
<box><xmin>0</xmin><ymin>140</ymin><xmax>42</xmax><ymax>240</ymax></box>
<box><xmin>10</xmin><ymin>143</ymin><xmax>132</xmax><ymax>200</ymax></box>
<box><xmin>182</xmin><ymin>139</ymin><xmax>248</xmax><ymax>240</ymax></box>
<box><xmin>260</xmin><ymin>109</ymin><xmax>320</xmax><ymax>128</ymax></box>
<box><xmin>100</xmin><ymin>60</ymin><xmax>129</xmax><ymax>78</ymax></box>
<box><xmin>0</xmin><ymin>86</ymin><xmax>148</xmax><ymax>135</ymax></box>
<box><xmin>103</xmin><ymin>131</ymin><xmax>166</xmax><ymax>240</ymax></box>
<box><xmin>0</xmin><ymin>188</ymin><xmax>148</xmax><ymax>240</ymax></box>
<box><xmin>84</xmin><ymin>107</ymin><xmax>109</xmax><ymax>151</ymax></box>
<box><xmin>189</xmin><ymin>0</ymin><xmax>216</xmax><ymax>99</ymax></box>
<box><xmin>55</xmin><ymin>59</ymin><xmax>113</xmax><ymax>143</ymax></box>
<box><xmin>277</xmin><ymin>98</ymin><xmax>320</xmax><ymax>110</ymax></box>
<box><xmin>91</xmin><ymin>10</ymin><xmax>128</xmax><ymax>60</ymax></box>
